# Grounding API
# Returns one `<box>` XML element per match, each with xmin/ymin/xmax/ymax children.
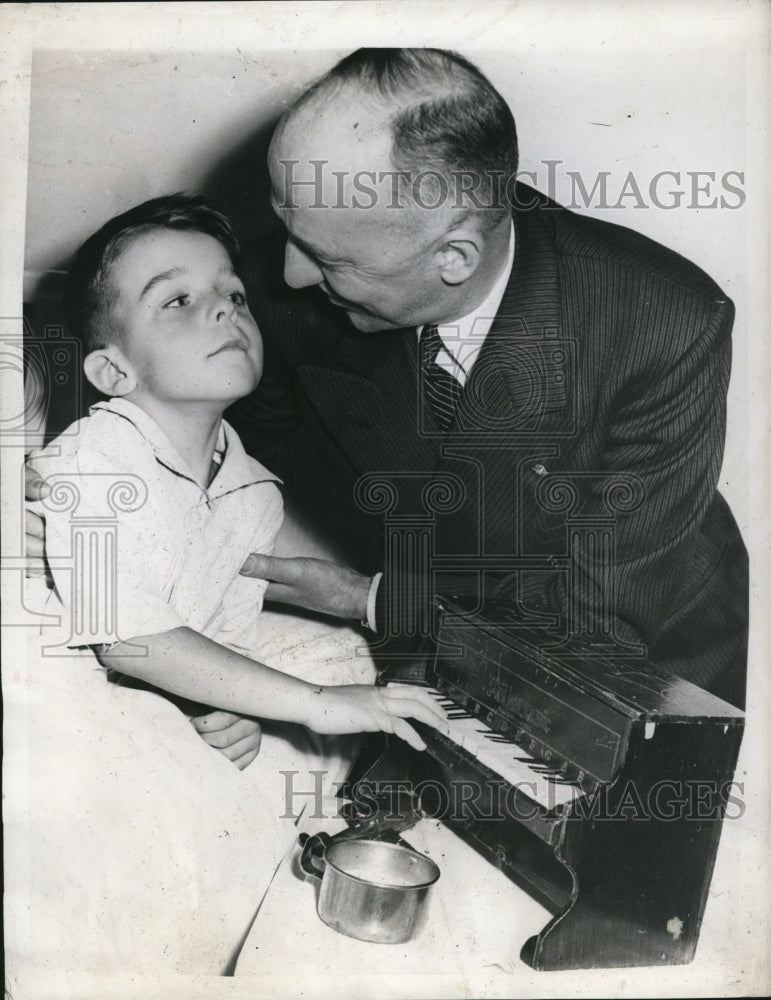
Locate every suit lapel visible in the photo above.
<box><xmin>297</xmin><ymin>325</ymin><xmax>443</xmax><ymax>479</ymax></box>
<box><xmin>452</xmin><ymin>201</ymin><xmax>567</xmax><ymax>437</ymax></box>
<box><xmin>492</xmin><ymin>197</ymin><xmax>563</xmax><ymax>344</ymax></box>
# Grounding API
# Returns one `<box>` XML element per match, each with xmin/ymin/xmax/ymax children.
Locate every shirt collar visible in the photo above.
<box><xmin>420</xmin><ymin>221</ymin><xmax>516</xmax><ymax>386</ymax></box>
<box><xmin>89</xmin><ymin>398</ymin><xmax>279</xmax><ymax>498</ymax></box>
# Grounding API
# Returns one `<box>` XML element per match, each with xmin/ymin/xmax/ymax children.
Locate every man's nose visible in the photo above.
<box><xmin>284</xmin><ymin>240</ymin><xmax>324</xmax><ymax>289</ymax></box>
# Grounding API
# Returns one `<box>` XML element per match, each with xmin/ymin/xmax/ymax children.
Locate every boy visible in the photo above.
<box><xmin>13</xmin><ymin>194</ymin><xmax>447</xmax><ymax>976</ymax></box>
<box><xmin>29</xmin><ymin>193</ymin><xmax>445</xmax><ymax>751</ymax></box>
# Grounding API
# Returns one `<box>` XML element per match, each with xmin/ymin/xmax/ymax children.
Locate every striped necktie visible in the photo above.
<box><xmin>419</xmin><ymin>324</ymin><xmax>462</xmax><ymax>431</ymax></box>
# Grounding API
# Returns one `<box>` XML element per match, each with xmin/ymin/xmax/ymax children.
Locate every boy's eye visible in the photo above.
<box><xmin>164</xmin><ymin>294</ymin><xmax>190</xmax><ymax>309</ymax></box>
<box><xmin>229</xmin><ymin>290</ymin><xmax>247</xmax><ymax>306</ymax></box>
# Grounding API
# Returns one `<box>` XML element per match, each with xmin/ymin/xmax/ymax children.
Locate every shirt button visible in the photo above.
<box><xmin>532</xmin><ymin>463</ymin><xmax>548</xmax><ymax>476</ymax></box>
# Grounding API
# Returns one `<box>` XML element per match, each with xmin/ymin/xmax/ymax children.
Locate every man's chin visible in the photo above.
<box><xmin>344</xmin><ymin>308</ymin><xmax>399</xmax><ymax>334</ymax></box>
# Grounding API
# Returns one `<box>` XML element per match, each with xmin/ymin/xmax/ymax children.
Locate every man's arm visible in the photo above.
<box><xmin>240</xmin><ymin>553</ymin><xmax>371</xmax><ymax>622</ymax></box>
<box><xmin>562</xmin><ymin>296</ymin><xmax>737</xmax><ymax>648</ymax></box>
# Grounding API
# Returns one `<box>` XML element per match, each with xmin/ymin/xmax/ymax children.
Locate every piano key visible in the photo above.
<box><xmin>389</xmin><ymin>684</ymin><xmax>581</xmax><ymax>809</ymax></box>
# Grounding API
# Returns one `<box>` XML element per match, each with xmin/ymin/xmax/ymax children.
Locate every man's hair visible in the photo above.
<box><xmin>292</xmin><ymin>48</ymin><xmax>518</xmax><ymax>228</ymax></box>
<box><xmin>65</xmin><ymin>193</ymin><xmax>240</xmax><ymax>352</ymax></box>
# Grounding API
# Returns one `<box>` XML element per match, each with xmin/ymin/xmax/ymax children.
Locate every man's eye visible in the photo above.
<box><xmin>164</xmin><ymin>294</ymin><xmax>190</xmax><ymax>309</ymax></box>
<box><xmin>229</xmin><ymin>291</ymin><xmax>247</xmax><ymax>306</ymax></box>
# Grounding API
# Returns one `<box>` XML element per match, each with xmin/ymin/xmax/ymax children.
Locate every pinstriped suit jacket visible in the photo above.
<box><xmin>231</xmin><ymin>184</ymin><xmax>748</xmax><ymax>708</ymax></box>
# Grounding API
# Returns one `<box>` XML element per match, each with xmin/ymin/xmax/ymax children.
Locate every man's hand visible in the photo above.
<box><xmin>191</xmin><ymin>710</ymin><xmax>262</xmax><ymax>770</ymax></box>
<box><xmin>240</xmin><ymin>553</ymin><xmax>370</xmax><ymax>621</ymax></box>
<box><xmin>25</xmin><ymin>462</ymin><xmax>52</xmax><ymax>585</ymax></box>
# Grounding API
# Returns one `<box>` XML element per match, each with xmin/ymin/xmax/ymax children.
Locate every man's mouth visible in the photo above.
<box><xmin>320</xmin><ymin>286</ymin><xmax>387</xmax><ymax>327</ymax></box>
<box><xmin>321</xmin><ymin>283</ymin><xmax>356</xmax><ymax>310</ymax></box>
<box><xmin>323</xmin><ymin>291</ymin><xmax>350</xmax><ymax>309</ymax></box>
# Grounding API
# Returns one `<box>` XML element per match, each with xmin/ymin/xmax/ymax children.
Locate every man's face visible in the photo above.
<box><xmin>108</xmin><ymin>229</ymin><xmax>263</xmax><ymax>406</ymax></box>
<box><xmin>268</xmin><ymin>116</ymin><xmax>451</xmax><ymax>333</ymax></box>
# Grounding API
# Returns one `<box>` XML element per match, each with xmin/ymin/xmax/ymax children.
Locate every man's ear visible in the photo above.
<box><xmin>433</xmin><ymin>230</ymin><xmax>483</xmax><ymax>286</ymax></box>
<box><xmin>83</xmin><ymin>347</ymin><xmax>137</xmax><ymax>397</ymax></box>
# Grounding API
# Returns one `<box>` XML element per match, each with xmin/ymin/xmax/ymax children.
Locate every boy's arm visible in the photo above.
<box><xmin>99</xmin><ymin>627</ymin><xmax>446</xmax><ymax>751</ymax></box>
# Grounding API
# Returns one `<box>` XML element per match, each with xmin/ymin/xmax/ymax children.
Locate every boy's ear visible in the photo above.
<box><xmin>83</xmin><ymin>346</ymin><xmax>137</xmax><ymax>397</ymax></box>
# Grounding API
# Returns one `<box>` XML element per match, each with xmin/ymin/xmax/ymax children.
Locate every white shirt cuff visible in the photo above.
<box><xmin>361</xmin><ymin>572</ymin><xmax>383</xmax><ymax>632</ymax></box>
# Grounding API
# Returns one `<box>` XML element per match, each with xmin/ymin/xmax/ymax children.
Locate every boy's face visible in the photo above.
<box><xmin>108</xmin><ymin>229</ymin><xmax>262</xmax><ymax>407</ymax></box>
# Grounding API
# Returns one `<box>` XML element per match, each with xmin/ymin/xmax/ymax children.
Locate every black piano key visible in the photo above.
<box><xmin>431</xmin><ymin>689</ymin><xmax>576</xmax><ymax>787</ymax></box>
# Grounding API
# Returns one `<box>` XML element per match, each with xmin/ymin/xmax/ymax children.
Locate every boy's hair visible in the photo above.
<box><xmin>65</xmin><ymin>193</ymin><xmax>240</xmax><ymax>352</ymax></box>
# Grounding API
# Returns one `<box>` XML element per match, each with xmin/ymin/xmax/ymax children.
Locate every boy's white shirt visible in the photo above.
<box><xmin>29</xmin><ymin>397</ymin><xmax>283</xmax><ymax>655</ymax></box>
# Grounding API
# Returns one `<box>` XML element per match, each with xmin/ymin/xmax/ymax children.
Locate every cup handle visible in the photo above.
<box><xmin>299</xmin><ymin>831</ymin><xmax>331</xmax><ymax>879</ymax></box>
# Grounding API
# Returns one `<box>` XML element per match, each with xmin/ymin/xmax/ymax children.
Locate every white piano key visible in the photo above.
<box><xmin>388</xmin><ymin>683</ymin><xmax>580</xmax><ymax>810</ymax></box>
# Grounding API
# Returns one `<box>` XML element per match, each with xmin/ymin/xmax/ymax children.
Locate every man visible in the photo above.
<box><xmin>231</xmin><ymin>47</ymin><xmax>748</xmax><ymax>708</ymax></box>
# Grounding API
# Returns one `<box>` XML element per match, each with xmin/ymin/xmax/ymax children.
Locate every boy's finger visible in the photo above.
<box><xmin>391</xmin><ymin>717</ymin><xmax>427</xmax><ymax>752</ymax></box>
<box><xmin>25</xmin><ymin>510</ymin><xmax>46</xmax><ymax>548</ymax></box>
<box><xmin>234</xmin><ymin>748</ymin><xmax>259</xmax><ymax>770</ymax></box>
<box><xmin>213</xmin><ymin>733</ymin><xmax>258</xmax><ymax>759</ymax></box>
<box><xmin>413</xmin><ymin>687</ymin><xmax>448</xmax><ymax>717</ymax></box>
<box><xmin>194</xmin><ymin>716</ymin><xmax>263</xmax><ymax>753</ymax></box>
<box><xmin>383</xmin><ymin>685</ymin><xmax>448</xmax><ymax>727</ymax></box>
<box><xmin>24</xmin><ymin>560</ymin><xmax>49</xmax><ymax>579</ymax></box>
<box><xmin>192</xmin><ymin>709</ymin><xmax>237</xmax><ymax>733</ymax></box>
<box><xmin>24</xmin><ymin>465</ymin><xmax>50</xmax><ymax>501</ymax></box>
<box><xmin>395</xmin><ymin>699</ymin><xmax>449</xmax><ymax>734</ymax></box>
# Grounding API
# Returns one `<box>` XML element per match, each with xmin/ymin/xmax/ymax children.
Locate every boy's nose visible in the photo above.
<box><xmin>212</xmin><ymin>296</ymin><xmax>237</xmax><ymax>323</ymax></box>
<box><xmin>284</xmin><ymin>240</ymin><xmax>324</xmax><ymax>289</ymax></box>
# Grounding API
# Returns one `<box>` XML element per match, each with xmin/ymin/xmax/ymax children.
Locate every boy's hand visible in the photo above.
<box><xmin>240</xmin><ymin>553</ymin><xmax>370</xmax><ymax>621</ymax></box>
<box><xmin>24</xmin><ymin>462</ymin><xmax>52</xmax><ymax>585</ymax></box>
<box><xmin>307</xmin><ymin>684</ymin><xmax>449</xmax><ymax>752</ymax></box>
<box><xmin>191</xmin><ymin>710</ymin><xmax>262</xmax><ymax>770</ymax></box>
